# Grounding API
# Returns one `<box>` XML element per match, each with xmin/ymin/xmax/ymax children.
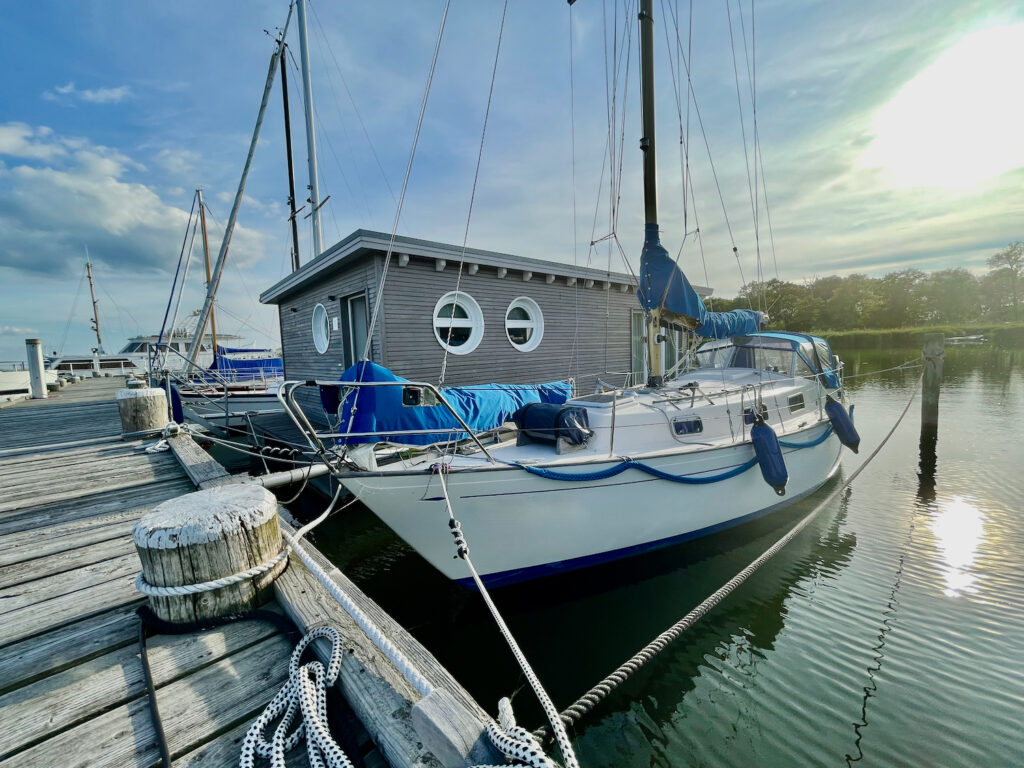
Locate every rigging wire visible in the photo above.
<box><xmin>438</xmin><ymin>1</ymin><xmax>509</xmax><ymax>387</ymax></box>
<box><xmin>307</xmin><ymin>0</ymin><xmax>398</xmax><ymax>205</ymax></box>
<box><xmin>57</xmin><ymin>268</ymin><xmax>87</xmax><ymax>356</ymax></box>
<box><xmin>568</xmin><ymin>1</ymin><xmax>581</xmax><ymax>384</ymax></box>
<box><xmin>360</xmin><ymin>0</ymin><xmax>451</xmax><ymax>362</ymax></box>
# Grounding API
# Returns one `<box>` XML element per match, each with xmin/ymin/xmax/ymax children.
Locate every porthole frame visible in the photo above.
<box><xmin>504</xmin><ymin>296</ymin><xmax>544</xmax><ymax>352</ymax></box>
<box><xmin>311</xmin><ymin>303</ymin><xmax>331</xmax><ymax>355</ymax></box>
<box><xmin>432</xmin><ymin>291</ymin><xmax>484</xmax><ymax>355</ymax></box>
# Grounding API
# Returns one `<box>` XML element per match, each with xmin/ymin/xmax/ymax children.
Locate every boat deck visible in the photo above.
<box><xmin>0</xmin><ymin>378</ymin><xmax>312</xmax><ymax>767</ymax></box>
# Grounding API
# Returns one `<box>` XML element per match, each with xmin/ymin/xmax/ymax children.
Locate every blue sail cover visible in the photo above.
<box><xmin>636</xmin><ymin>224</ymin><xmax>764</xmax><ymax>339</ymax></box>
<box><xmin>322</xmin><ymin>361</ymin><xmax>572</xmax><ymax>445</ymax></box>
<box><xmin>203</xmin><ymin>349</ymin><xmax>283</xmax><ymax>382</ymax></box>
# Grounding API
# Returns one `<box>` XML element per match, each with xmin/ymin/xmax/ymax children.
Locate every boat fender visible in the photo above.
<box><xmin>751</xmin><ymin>418</ymin><xmax>788</xmax><ymax>496</ymax></box>
<box><xmin>825</xmin><ymin>395</ymin><xmax>860</xmax><ymax>454</ymax></box>
<box><xmin>160</xmin><ymin>380</ymin><xmax>184</xmax><ymax>424</ymax></box>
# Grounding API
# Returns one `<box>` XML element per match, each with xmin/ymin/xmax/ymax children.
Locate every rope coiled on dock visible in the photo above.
<box><xmin>538</xmin><ymin>371</ymin><xmax>923</xmax><ymax>737</ymax></box>
<box><xmin>239</xmin><ymin>626</ymin><xmax>352</xmax><ymax>768</ymax></box>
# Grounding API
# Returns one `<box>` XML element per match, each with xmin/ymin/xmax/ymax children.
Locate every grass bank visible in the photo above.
<box><xmin>808</xmin><ymin>322</ymin><xmax>1024</xmax><ymax>349</ymax></box>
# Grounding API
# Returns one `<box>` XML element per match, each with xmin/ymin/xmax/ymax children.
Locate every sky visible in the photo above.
<box><xmin>1</xmin><ymin>0</ymin><xmax>1022</xmax><ymax>362</ymax></box>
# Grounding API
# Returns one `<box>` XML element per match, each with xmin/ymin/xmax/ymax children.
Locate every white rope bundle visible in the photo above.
<box><xmin>239</xmin><ymin>626</ymin><xmax>352</xmax><ymax>768</ymax></box>
<box><xmin>473</xmin><ymin>698</ymin><xmax>558</xmax><ymax>768</ymax></box>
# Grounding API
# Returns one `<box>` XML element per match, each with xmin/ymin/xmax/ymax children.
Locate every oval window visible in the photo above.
<box><xmin>433</xmin><ymin>291</ymin><xmax>484</xmax><ymax>355</ymax></box>
<box><xmin>312</xmin><ymin>303</ymin><xmax>330</xmax><ymax>354</ymax></box>
<box><xmin>505</xmin><ymin>297</ymin><xmax>544</xmax><ymax>352</ymax></box>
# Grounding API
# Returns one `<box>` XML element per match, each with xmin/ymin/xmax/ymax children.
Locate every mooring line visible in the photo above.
<box><xmin>539</xmin><ymin>371</ymin><xmax>924</xmax><ymax>736</ymax></box>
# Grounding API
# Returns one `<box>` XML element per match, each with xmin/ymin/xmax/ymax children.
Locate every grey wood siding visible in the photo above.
<box><xmin>277</xmin><ymin>255</ymin><xmax>382</xmax><ymax>414</ymax></box>
<box><xmin>380</xmin><ymin>257</ymin><xmax>634</xmax><ymax>393</ymax></box>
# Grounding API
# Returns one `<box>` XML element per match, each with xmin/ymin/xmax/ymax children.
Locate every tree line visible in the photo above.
<box><xmin>708</xmin><ymin>242</ymin><xmax>1023</xmax><ymax>331</ymax></box>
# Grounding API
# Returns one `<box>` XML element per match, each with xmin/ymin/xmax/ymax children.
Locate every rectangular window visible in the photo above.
<box><xmin>788</xmin><ymin>394</ymin><xmax>805</xmax><ymax>412</ymax></box>
<box><xmin>340</xmin><ymin>292</ymin><xmax>370</xmax><ymax>369</ymax></box>
<box><xmin>672</xmin><ymin>416</ymin><xmax>703</xmax><ymax>435</ymax></box>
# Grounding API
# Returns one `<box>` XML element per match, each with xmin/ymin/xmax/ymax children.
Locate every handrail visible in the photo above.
<box><xmin>278</xmin><ymin>379</ymin><xmax>497</xmax><ymax>465</ymax></box>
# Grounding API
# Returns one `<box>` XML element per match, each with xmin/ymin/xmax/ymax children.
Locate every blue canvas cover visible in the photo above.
<box><xmin>321</xmin><ymin>362</ymin><xmax>572</xmax><ymax>445</ymax></box>
<box><xmin>637</xmin><ymin>224</ymin><xmax>764</xmax><ymax>339</ymax></box>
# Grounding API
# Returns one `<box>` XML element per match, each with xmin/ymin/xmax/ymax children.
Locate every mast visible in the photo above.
<box><xmin>295</xmin><ymin>0</ymin><xmax>324</xmax><ymax>259</ymax></box>
<box><xmin>638</xmin><ymin>0</ymin><xmax>664</xmax><ymax>384</ymax></box>
<box><xmin>186</xmin><ymin>6</ymin><xmax>292</xmax><ymax>368</ymax></box>
<box><xmin>197</xmin><ymin>189</ymin><xmax>218</xmax><ymax>353</ymax></box>
<box><xmin>84</xmin><ymin>248</ymin><xmax>104</xmax><ymax>353</ymax></box>
<box><xmin>280</xmin><ymin>44</ymin><xmax>302</xmax><ymax>272</ymax></box>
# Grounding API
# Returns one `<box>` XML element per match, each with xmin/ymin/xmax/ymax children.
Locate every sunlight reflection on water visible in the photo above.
<box><xmin>931</xmin><ymin>496</ymin><xmax>984</xmax><ymax>598</ymax></box>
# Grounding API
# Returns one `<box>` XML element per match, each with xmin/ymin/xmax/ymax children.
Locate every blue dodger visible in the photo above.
<box><xmin>751</xmin><ymin>420</ymin><xmax>788</xmax><ymax>496</ymax></box>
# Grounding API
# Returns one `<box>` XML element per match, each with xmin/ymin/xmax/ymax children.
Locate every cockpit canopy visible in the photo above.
<box><xmin>695</xmin><ymin>332</ymin><xmax>840</xmax><ymax>388</ymax></box>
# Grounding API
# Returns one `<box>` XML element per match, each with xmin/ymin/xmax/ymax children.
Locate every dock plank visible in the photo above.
<box><xmin>0</xmin><ymin>614</ymin><xmax>281</xmax><ymax>759</ymax></box>
<box><xmin>0</xmin><ymin>634</ymin><xmax>293</xmax><ymax>768</ymax></box>
<box><xmin>0</xmin><ymin>551</ymin><xmax>140</xmax><ymax>614</ymax></box>
<box><xmin>0</xmin><ymin>605</ymin><xmax>140</xmax><ymax>695</ymax></box>
<box><xmin>0</xmin><ymin>537</ymin><xmax>135</xmax><ymax>589</ymax></box>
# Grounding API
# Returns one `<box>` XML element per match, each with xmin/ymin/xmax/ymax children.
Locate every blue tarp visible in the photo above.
<box><xmin>321</xmin><ymin>361</ymin><xmax>572</xmax><ymax>445</ymax></box>
<box><xmin>215</xmin><ymin>345</ymin><xmax>272</xmax><ymax>355</ymax></box>
<box><xmin>636</xmin><ymin>224</ymin><xmax>765</xmax><ymax>339</ymax></box>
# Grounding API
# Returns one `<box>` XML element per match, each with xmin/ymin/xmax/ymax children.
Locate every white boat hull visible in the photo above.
<box><xmin>341</xmin><ymin>424</ymin><xmax>843</xmax><ymax>586</ymax></box>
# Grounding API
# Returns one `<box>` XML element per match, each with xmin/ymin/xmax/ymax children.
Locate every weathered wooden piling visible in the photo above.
<box><xmin>25</xmin><ymin>338</ymin><xmax>47</xmax><ymax>399</ymax></box>
<box><xmin>133</xmin><ymin>483</ymin><xmax>287</xmax><ymax>623</ymax></box>
<box><xmin>921</xmin><ymin>332</ymin><xmax>944</xmax><ymax>439</ymax></box>
<box><xmin>116</xmin><ymin>386</ymin><xmax>168</xmax><ymax>436</ymax></box>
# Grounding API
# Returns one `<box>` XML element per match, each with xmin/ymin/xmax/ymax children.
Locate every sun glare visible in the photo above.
<box><xmin>859</xmin><ymin>23</ymin><xmax>1024</xmax><ymax>189</ymax></box>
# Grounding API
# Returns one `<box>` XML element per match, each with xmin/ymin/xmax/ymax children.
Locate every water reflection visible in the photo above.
<box><xmin>931</xmin><ymin>496</ymin><xmax>984</xmax><ymax>598</ymax></box>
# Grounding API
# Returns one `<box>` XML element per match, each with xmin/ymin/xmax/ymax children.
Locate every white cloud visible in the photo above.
<box><xmin>43</xmin><ymin>82</ymin><xmax>133</xmax><ymax>105</ymax></box>
<box><xmin>0</xmin><ymin>123</ymin><xmax>66</xmax><ymax>161</ymax></box>
<box><xmin>0</xmin><ymin>122</ymin><xmax>266</xmax><ymax>276</ymax></box>
<box><xmin>0</xmin><ymin>325</ymin><xmax>37</xmax><ymax>335</ymax></box>
<box><xmin>154</xmin><ymin>148</ymin><xmax>199</xmax><ymax>176</ymax></box>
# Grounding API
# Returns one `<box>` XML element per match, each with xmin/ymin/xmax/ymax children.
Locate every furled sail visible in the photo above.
<box><xmin>636</xmin><ymin>225</ymin><xmax>765</xmax><ymax>339</ymax></box>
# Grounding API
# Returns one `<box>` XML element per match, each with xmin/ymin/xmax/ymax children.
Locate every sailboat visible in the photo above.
<box><xmin>277</xmin><ymin>1</ymin><xmax>861</xmax><ymax>586</ymax></box>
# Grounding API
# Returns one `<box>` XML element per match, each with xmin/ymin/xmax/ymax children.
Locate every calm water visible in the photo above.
<box><xmin>298</xmin><ymin>346</ymin><xmax>1024</xmax><ymax>767</ymax></box>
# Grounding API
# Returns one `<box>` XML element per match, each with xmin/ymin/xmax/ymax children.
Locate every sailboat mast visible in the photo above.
<box><xmin>197</xmin><ymin>189</ymin><xmax>218</xmax><ymax>353</ymax></box>
<box><xmin>280</xmin><ymin>44</ymin><xmax>302</xmax><ymax>272</ymax></box>
<box><xmin>85</xmin><ymin>248</ymin><xmax>104</xmax><ymax>353</ymax></box>
<box><xmin>638</xmin><ymin>0</ymin><xmax>664</xmax><ymax>383</ymax></box>
<box><xmin>295</xmin><ymin>0</ymin><xmax>324</xmax><ymax>259</ymax></box>
<box><xmin>638</xmin><ymin>0</ymin><xmax>658</xmax><ymax>226</ymax></box>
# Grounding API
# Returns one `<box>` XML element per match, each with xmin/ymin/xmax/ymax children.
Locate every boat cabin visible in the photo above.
<box><xmin>260</xmin><ymin>229</ymin><xmax>712</xmax><ymax>412</ymax></box>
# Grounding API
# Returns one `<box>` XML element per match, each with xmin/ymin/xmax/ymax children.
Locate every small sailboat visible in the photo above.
<box><xmin>277</xmin><ymin>1</ymin><xmax>860</xmax><ymax>586</ymax></box>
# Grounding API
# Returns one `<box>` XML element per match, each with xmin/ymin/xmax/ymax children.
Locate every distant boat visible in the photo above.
<box><xmin>946</xmin><ymin>334</ymin><xmax>988</xmax><ymax>345</ymax></box>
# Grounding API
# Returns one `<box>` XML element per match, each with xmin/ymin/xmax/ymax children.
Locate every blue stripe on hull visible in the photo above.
<box><xmin>454</xmin><ymin>453</ymin><xmax>843</xmax><ymax>589</ymax></box>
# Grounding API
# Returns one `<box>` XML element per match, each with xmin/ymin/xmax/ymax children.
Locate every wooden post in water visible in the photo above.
<box><xmin>133</xmin><ymin>484</ymin><xmax>287</xmax><ymax>623</ymax></box>
<box><xmin>921</xmin><ymin>333</ymin><xmax>944</xmax><ymax>439</ymax></box>
<box><xmin>116</xmin><ymin>387</ymin><xmax>168</xmax><ymax>437</ymax></box>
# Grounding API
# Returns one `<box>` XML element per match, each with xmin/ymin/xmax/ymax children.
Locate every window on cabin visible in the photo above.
<box><xmin>505</xmin><ymin>297</ymin><xmax>544</xmax><ymax>352</ymax></box>
<box><xmin>433</xmin><ymin>291</ymin><xmax>484</xmax><ymax>354</ymax></box>
<box><xmin>340</xmin><ymin>292</ymin><xmax>370</xmax><ymax>368</ymax></box>
<box><xmin>312</xmin><ymin>303</ymin><xmax>331</xmax><ymax>354</ymax></box>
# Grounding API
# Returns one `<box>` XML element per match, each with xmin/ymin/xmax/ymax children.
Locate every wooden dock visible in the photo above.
<box><xmin>0</xmin><ymin>376</ymin><xmax>497</xmax><ymax>768</ymax></box>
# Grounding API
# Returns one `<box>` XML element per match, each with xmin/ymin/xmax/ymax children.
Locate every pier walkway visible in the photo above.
<box><xmin>0</xmin><ymin>378</ymin><xmax>306</xmax><ymax>768</ymax></box>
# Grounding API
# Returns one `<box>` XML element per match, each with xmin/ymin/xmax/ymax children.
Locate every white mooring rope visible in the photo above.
<box><xmin>434</xmin><ymin>465</ymin><xmax>580</xmax><ymax>768</ymax></box>
<box><xmin>239</xmin><ymin>626</ymin><xmax>352</xmax><ymax>768</ymax></box>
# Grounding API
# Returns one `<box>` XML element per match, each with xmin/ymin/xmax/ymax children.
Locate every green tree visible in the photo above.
<box><xmin>986</xmin><ymin>242</ymin><xmax>1023</xmax><ymax>320</ymax></box>
<box><xmin>917</xmin><ymin>269</ymin><xmax>980</xmax><ymax>323</ymax></box>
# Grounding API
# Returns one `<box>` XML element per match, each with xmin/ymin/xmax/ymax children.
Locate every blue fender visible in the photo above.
<box><xmin>826</xmin><ymin>396</ymin><xmax>860</xmax><ymax>454</ymax></box>
<box><xmin>751</xmin><ymin>420</ymin><xmax>788</xmax><ymax>496</ymax></box>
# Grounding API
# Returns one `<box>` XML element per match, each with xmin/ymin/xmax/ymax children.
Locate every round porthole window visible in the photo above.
<box><xmin>432</xmin><ymin>291</ymin><xmax>484</xmax><ymax>355</ymax></box>
<box><xmin>505</xmin><ymin>296</ymin><xmax>544</xmax><ymax>352</ymax></box>
<box><xmin>312</xmin><ymin>303</ymin><xmax>330</xmax><ymax>354</ymax></box>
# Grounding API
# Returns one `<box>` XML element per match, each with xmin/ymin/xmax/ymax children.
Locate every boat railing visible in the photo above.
<box><xmin>276</xmin><ymin>379</ymin><xmax>497</xmax><ymax>465</ymax></box>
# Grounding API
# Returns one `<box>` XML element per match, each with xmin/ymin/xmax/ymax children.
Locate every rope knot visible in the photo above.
<box><xmin>448</xmin><ymin>518</ymin><xmax>469</xmax><ymax>558</ymax></box>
